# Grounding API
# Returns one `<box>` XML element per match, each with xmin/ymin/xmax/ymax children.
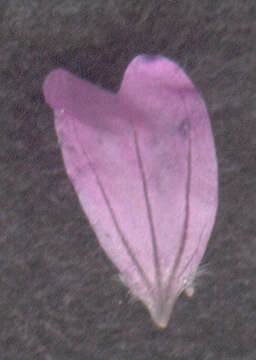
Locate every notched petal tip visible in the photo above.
<box><xmin>44</xmin><ymin>54</ymin><xmax>218</xmax><ymax>329</ymax></box>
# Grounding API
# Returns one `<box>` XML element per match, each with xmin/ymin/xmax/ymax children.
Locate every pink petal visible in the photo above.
<box><xmin>43</xmin><ymin>55</ymin><xmax>218</xmax><ymax>327</ymax></box>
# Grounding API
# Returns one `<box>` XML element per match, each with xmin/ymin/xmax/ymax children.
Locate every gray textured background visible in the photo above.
<box><xmin>1</xmin><ymin>1</ymin><xmax>256</xmax><ymax>359</ymax></box>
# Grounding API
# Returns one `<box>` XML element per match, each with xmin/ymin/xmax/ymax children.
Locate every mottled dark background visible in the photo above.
<box><xmin>1</xmin><ymin>1</ymin><xmax>256</xmax><ymax>359</ymax></box>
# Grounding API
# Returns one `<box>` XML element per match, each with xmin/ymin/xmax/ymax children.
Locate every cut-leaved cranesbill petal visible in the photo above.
<box><xmin>43</xmin><ymin>55</ymin><xmax>218</xmax><ymax>328</ymax></box>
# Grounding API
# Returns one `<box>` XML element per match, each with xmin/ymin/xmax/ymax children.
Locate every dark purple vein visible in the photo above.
<box><xmin>72</xmin><ymin>121</ymin><xmax>152</xmax><ymax>294</ymax></box>
<box><xmin>132</xmin><ymin>129</ymin><xmax>164</xmax><ymax>307</ymax></box>
<box><xmin>178</xmin><ymin>225</ymin><xmax>206</xmax><ymax>284</ymax></box>
<box><xmin>166</xmin><ymin>135</ymin><xmax>192</xmax><ymax>297</ymax></box>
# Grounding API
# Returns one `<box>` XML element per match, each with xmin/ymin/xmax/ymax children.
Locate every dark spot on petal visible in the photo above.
<box><xmin>178</xmin><ymin>119</ymin><xmax>190</xmax><ymax>137</ymax></box>
<box><xmin>64</xmin><ymin>143</ymin><xmax>76</xmax><ymax>153</ymax></box>
<box><xmin>148</xmin><ymin>136</ymin><xmax>160</xmax><ymax>148</ymax></box>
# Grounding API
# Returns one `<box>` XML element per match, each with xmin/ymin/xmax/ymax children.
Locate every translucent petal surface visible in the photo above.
<box><xmin>43</xmin><ymin>55</ymin><xmax>218</xmax><ymax>327</ymax></box>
